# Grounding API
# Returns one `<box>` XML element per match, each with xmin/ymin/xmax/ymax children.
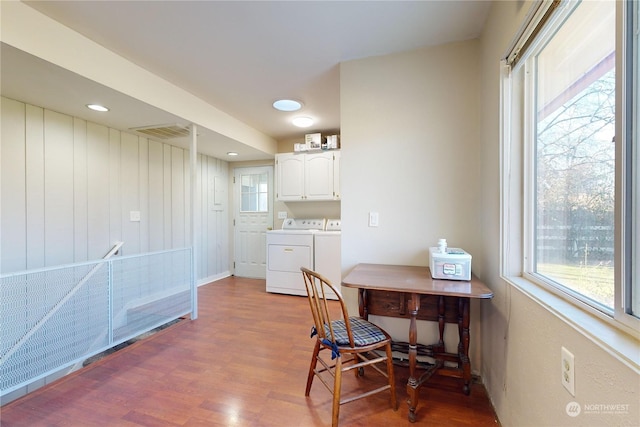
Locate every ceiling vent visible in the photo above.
<box><xmin>130</xmin><ymin>124</ymin><xmax>190</xmax><ymax>139</ymax></box>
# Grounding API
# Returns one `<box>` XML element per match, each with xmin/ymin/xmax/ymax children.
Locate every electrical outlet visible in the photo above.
<box><xmin>561</xmin><ymin>346</ymin><xmax>575</xmax><ymax>396</ymax></box>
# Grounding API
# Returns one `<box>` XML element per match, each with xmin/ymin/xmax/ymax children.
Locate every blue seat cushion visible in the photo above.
<box><xmin>324</xmin><ymin>317</ymin><xmax>387</xmax><ymax>347</ymax></box>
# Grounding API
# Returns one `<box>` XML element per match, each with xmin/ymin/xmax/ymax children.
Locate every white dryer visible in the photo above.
<box><xmin>266</xmin><ymin>218</ymin><xmax>325</xmax><ymax>297</ymax></box>
<box><xmin>314</xmin><ymin>219</ymin><xmax>341</xmax><ymax>298</ymax></box>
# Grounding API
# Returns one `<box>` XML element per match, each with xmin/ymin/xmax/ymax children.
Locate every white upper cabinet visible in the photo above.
<box><xmin>332</xmin><ymin>150</ymin><xmax>340</xmax><ymax>200</ymax></box>
<box><xmin>276</xmin><ymin>152</ymin><xmax>305</xmax><ymax>200</ymax></box>
<box><xmin>304</xmin><ymin>152</ymin><xmax>333</xmax><ymax>200</ymax></box>
<box><xmin>276</xmin><ymin>151</ymin><xmax>340</xmax><ymax>201</ymax></box>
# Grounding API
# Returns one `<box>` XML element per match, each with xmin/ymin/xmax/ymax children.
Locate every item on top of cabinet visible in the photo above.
<box><xmin>305</xmin><ymin>133</ymin><xmax>322</xmax><ymax>150</ymax></box>
<box><xmin>294</xmin><ymin>142</ymin><xmax>308</xmax><ymax>152</ymax></box>
<box><xmin>325</xmin><ymin>135</ymin><xmax>340</xmax><ymax>149</ymax></box>
<box><xmin>429</xmin><ymin>246</ymin><xmax>472</xmax><ymax>281</ymax></box>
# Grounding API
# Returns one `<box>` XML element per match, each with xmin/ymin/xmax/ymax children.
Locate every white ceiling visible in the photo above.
<box><xmin>3</xmin><ymin>1</ymin><xmax>491</xmax><ymax>161</ymax></box>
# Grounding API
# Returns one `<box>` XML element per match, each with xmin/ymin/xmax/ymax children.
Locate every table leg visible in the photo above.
<box><xmin>407</xmin><ymin>293</ymin><xmax>420</xmax><ymax>422</ymax></box>
<box><xmin>458</xmin><ymin>297</ymin><xmax>471</xmax><ymax>395</ymax></box>
<box><xmin>437</xmin><ymin>295</ymin><xmax>445</xmax><ymax>353</ymax></box>
<box><xmin>457</xmin><ymin>298</ymin><xmax>463</xmax><ymax>369</ymax></box>
<box><xmin>358</xmin><ymin>288</ymin><xmax>368</xmax><ymax>320</ymax></box>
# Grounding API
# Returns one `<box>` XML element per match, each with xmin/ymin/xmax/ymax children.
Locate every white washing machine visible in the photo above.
<box><xmin>266</xmin><ymin>218</ymin><xmax>325</xmax><ymax>297</ymax></box>
<box><xmin>314</xmin><ymin>219</ymin><xmax>341</xmax><ymax>299</ymax></box>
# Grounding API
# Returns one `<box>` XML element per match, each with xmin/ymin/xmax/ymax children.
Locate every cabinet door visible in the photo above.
<box><xmin>276</xmin><ymin>153</ymin><xmax>305</xmax><ymax>200</ymax></box>
<box><xmin>332</xmin><ymin>151</ymin><xmax>340</xmax><ymax>200</ymax></box>
<box><xmin>305</xmin><ymin>152</ymin><xmax>334</xmax><ymax>200</ymax></box>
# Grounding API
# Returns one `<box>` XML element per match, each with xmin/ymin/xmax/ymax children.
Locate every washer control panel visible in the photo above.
<box><xmin>325</xmin><ymin>219</ymin><xmax>342</xmax><ymax>231</ymax></box>
<box><xmin>282</xmin><ymin>218</ymin><xmax>326</xmax><ymax>230</ymax></box>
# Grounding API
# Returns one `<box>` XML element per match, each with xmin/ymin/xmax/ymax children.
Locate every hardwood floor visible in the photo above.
<box><xmin>0</xmin><ymin>277</ymin><xmax>500</xmax><ymax>426</ymax></box>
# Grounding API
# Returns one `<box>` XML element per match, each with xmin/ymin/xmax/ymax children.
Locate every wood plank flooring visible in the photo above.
<box><xmin>0</xmin><ymin>276</ymin><xmax>500</xmax><ymax>426</ymax></box>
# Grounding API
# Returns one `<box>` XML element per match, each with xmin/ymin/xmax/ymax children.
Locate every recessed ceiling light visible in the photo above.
<box><xmin>86</xmin><ymin>104</ymin><xmax>109</xmax><ymax>112</ymax></box>
<box><xmin>292</xmin><ymin>116</ymin><xmax>314</xmax><ymax>127</ymax></box>
<box><xmin>227</xmin><ymin>152</ymin><xmax>239</xmax><ymax>156</ymax></box>
<box><xmin>273</xmin><ymin>99</ymin><xmax>303</xmax><ymax>112</ymax></box>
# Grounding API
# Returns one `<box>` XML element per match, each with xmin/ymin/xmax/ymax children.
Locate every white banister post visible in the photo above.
<box><xmin>190</xmin><ymin>123</ymin><xmax>198</xmax><ymax>320</ymax></box>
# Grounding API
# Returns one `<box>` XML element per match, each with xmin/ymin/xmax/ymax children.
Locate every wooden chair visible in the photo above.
<box><xmin>301</xmin><ymin>267</ymin><xmax>397</xmax><ymax>426</ymax></box>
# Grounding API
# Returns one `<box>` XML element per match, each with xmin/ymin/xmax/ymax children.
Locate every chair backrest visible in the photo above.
<box><xmin>301</xmin><ymin>267</ymin><xmax>355</xmax><ymax>348</ymax></box>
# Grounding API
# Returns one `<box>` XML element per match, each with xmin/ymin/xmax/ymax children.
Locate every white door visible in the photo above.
<box><xmin>234</xmin><ymin>166</ymin><xmax>273</xmax><ymax>278</ymax></box>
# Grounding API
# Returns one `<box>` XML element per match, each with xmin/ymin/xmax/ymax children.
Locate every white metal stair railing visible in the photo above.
<box><xmin>0</xmin><ymin>242</ymin><xmax>124</xmax><ymax>369</ymax></box>
<box><xmin>0</xmin><ymin>246</ymin><xmax>193</xmax><ymax>397</ymax></box>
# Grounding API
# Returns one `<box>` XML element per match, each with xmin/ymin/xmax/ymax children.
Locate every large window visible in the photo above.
<box><xmin>533</xmin><ymin>1</ymin><xmax>616</xmax><ymax>310</ymax></box>
<box><xmin>502</xmin><ymin>0</ymin><xmax>639</xmax><ymax>334</ymax></box>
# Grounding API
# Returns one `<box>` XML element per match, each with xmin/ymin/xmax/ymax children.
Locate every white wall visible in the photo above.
<box><xmin>340</xmin><ymin>40</ymin><xmax>484</xmax><ymax>366</ymax></box>
<box><xmin>476</xmin><ymin>2</ymin><xmax>639</xmax><ymax>426</ymax></box>
<box><xmin>1</xmin><ymin>96</ymin><xmax>229</xmax><ymax>282</ymax></box>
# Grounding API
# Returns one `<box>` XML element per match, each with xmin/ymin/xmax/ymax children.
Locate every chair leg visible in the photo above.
<box><xmin>385</xmin><ymin>342</ymin><xmax>397</xmax><ymax>410</ymax></box>
<box><xmin>353</xmin><ymin>354</ymin><xmax>361</xmax><ymax>377</ymax></box>
<box><xmin>332</xmin><ymin>355</ymin><xmax>343</xmax><ymax>427</ymax></box>
<box><xmin>305</xmin><ymin>339</ymin><xmax>321</xmax><ymax>396</ymax></box>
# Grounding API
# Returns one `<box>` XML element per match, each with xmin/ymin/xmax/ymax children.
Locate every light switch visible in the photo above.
<box><xmin>369</xmin><ymin>211</ymin><xmax>379</xmax><ymax>227</ymax></box>
<box><xmin>130</xmin><ymin>211</ymin><xmax>141</xmax><ymax>222</ymax></box>
<box><xmin>278</xmin><ymin>211</ymin><xmax>288</xmax><ymax>219</ymax></box>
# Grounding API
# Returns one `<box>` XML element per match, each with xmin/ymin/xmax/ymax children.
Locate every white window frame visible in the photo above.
<box><xmin>500</xmin><ymin>0</ymin><xmax>639</xmax><ymax>372</ymax></box>
<box><xmin>619</xmin><ymin>0</ymin><xmax>640</xmax><ymax>334</ymax></box>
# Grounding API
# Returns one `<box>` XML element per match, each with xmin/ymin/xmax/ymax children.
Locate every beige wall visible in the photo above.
<box><xmin>477</xmin><ymin>2</ymin><xmax>639</xmax><ymax>426</ymax></box>
<box><xmin>340</xmin><ymin>39</ymin><xmax>484</xmax><ymax>363</ymax></box>
<box><xmin>340</xmin><ymin>2</ymin><xmax>639</xmax><ymax>425</ymax></box>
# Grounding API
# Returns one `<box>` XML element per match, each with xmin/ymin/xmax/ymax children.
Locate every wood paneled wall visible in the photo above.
<box><xmin>1</xmin><ymin>97</ymin><xmax>229</xmax><ymax>280</ymax></box>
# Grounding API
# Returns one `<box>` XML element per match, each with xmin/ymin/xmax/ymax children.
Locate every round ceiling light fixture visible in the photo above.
<box><xmin>227</xmin><ymin>151</ymin><xmax>239</xmax><ymax>156</ymax></box>
<box><xmin>273</xmin><ymin>99</ymin><xmax>303</xmax><ymax>112</ymax></box>
<box><xmin>86</xmin><ymin>104</ymin><xmax>110</xmax><ymax>112</ymax></box>
<box><xmin>292</xmin><ymin>116</ymin><xmax>314</xmax><ymax>128</ymax></box>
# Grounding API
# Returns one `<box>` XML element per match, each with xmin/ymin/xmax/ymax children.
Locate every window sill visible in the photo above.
<box><xmin>503</xmin><ymin>275</ymin><xmax>640</xmax><ymax>374</ymax></box>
